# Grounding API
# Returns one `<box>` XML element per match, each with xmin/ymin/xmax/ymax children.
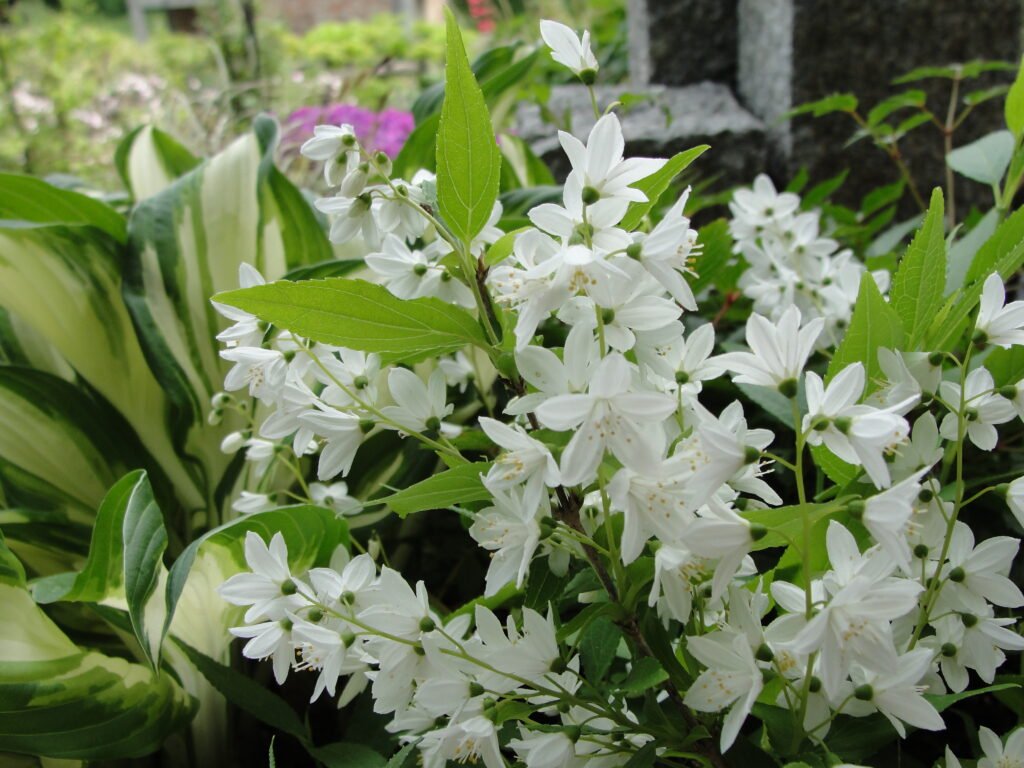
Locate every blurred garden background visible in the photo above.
<box><xmin>0</xmin><ymin>0</ymin><xmax>625</xmax><ymax>193</ymax></box>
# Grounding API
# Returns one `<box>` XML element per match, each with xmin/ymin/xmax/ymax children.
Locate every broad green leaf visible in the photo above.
<box><xmin>0</xmin><ymin>173</ymin><xmax>125</xmax><ymax>242</ymax></box>
<box><xmin>0</xmin><ymin>533</ymin><xmax>194</xmax><ymax>760</ymax></box>
<box><xmin>926</xmin><ymin>682</ymin><xmax>1019</xmax><ymax>712</ymax></box>
<box><xmin>743</xmin><ymin>501</ymin><xmax>844</xmax><ymax>551</ymax></box>
<box><xmin>0</xmin><ymin>223</ymin><xmax>200</xmax><ymax>511</ymax></box>
<box><xmin>435</xmin><ymin>8</ymin><xmax>501</xmax><ymax>245</ymax></box>
<box><xmin>620</xmin><ymin>656</ymin><xmax>669</xmax><ymax>695</ymax></box>
<box><xmin>34</xmin><ymin>471</ymin><xmax>168</xmax><ymax>668</ymax></box>
<box><xmin>384</xmin><ymin>741</ymin><xmax>420</xmax><ymax>768</ymax></box>
<box><xmin>619</xmin><ymin>145</ymin><xmax>709</xmax><ymax>231</ymax></box>
<box><xmin>312</xmin><ymin>742</ymin><xmax>387</xmax><ymax>768</ymax></box>
<box><xmin>948</xmin><ymin>209</ymin><xmax>998</xmax><ymax>293</ymax></box>
<box><xmin>380</xmin><ymin>461</ymin><xmax>493</xmax><ymax>517</ymax></box>
<box><xmin>215</xmin><ymin>278</ymin><xmax>488</xmax><ymax>363</ymax></box>
<box><xmin>484</xmin><ymin>227</ymin><xmax>528</xmax><ymax>267</ymax></box>
<box><xmin>1006</xmin><ymin>55</ymin><xmax>1024</xmax><ymax>137</ymax></box>
<box><xmin>984</xmin><ymin>344</ymin><xmax>1024</xmax><ymax>385</ymax></box>
<box><xmin>889</xmin><ymin>188</ymin><xmax>946</xmax><ymax>347</ymax></box>
<box><xmin>175</xmin><ymin>640</ymin><xmax>309</xmax><ymax>744</ymax></box>
<box><xmin>829</xmin><ymin>273</ymin><xmax>904</xmax><ymax>386</ymax></box>
<box><xmin>579</xmin><ymin>615</ymin><xmax>622</xmax><ymax>682</ymax></box>
<box><xmin>114</xmin><ymin>125</ymin><xmax>200</xmax><ymax>201</ymax></box>
<box><xmin>0</xmin><ymin>368</ymin><xmax>159</xmax><ymax>516</ymax></box>
<box><xmin>124</xmin><ymin>118</ymin><xmax>331</xmax><ymax>517</ymax></box>
<box><xmin>947</xmin><ymin>130</ymin><xmax>1014</xmax><ymax>186</ymax></box>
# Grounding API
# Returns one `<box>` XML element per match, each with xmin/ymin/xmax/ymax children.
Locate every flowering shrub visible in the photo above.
<box><xmin>203</xmin><ymin>13</ymin><xmax>1024</xmax><ymax>768</ymax></box>
<box><xmin>2</xmin><ymin>10</ymin><xmax>1024</xmax><ymax>768</ymax></box>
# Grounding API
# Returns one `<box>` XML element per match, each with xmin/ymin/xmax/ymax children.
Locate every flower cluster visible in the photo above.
<box><xmin>214</xmin><ymin>18</ymin><xmax>1024</xmax><ymax>767</ymax></box>
<box><xmin>730</xmin><ymin>174</ymin><xmax>889</xmax><ymax>348</ymax></box>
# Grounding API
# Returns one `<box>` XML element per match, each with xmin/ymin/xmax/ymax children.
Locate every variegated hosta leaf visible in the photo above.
<box><xmin>0</xmin><ymin>221</ymin><xmax>205</xmax><ymax>513</ymax></box>
<box><xmin>0</xmin><ymin>531</ymin><xmax>195</xmax><ymax>761</ymax></box>
<box><xmin>33</xmin><ymin>471</ymin><xmax>168</xmax><ymax>668</ymax></box>
<box><xmin>124</xmin><ymin>116</ymin><xmax>331</xmax><ymax>517</ymax></box>
<box><xmin>115</xmin><ymin>125</ymin><xmax>200</xmax><ymax>203</ymax></box>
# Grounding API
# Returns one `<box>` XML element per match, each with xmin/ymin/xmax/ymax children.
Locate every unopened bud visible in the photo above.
<box><xmin>220</xmin><ymin>431</ymin><xmax>247</xmax><ymax>454</ymax></box>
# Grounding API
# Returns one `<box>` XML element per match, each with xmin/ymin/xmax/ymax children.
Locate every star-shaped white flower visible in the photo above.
<box><xmin>539</xmin><ymin>20</ymin><xmax>598</xmax><ymax>81</ymax></box>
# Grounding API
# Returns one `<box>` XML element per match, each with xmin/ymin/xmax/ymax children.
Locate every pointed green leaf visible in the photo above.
<box><xmin>436</xmin><ymin>8</ymin><xmax>501</xmax><ymax>245</ymax></box>
<box><xmin>380</xmin><ymin>461</ymin><xmax>493</xmax><ymax>517</ymax></box>
<box><xmin>829</xmin><ymin>273</ymin><xmax>904</xmax><ymax>385</ymax></box>
<box><xmin>215</xmin><ymin>278</ymin><xmax>488</xmax><ymax>363</ymax></box>
<box><xmin>618</xmin><ymin>145</ymin><xmax>709</xmax><ymax>231</ymax></box>
<box><xmin>889</xmin><ymin>188</ymin><xmax>946</xmax><ymax>347</ymax></box>
<box><xmin>947</xmin><ymin>131</ymin><xmax>1014</xmax><ymax>186</ymax></box>
<box><xmin>0</xmin><ymin>173</ymin><xmax>126</xmax><ymax>242</ymax></box>
<box><xmin>115</xmin><ymin>125</ymin><xmax>200</xmax><ymax>202</ymax></box>
<box><xmin>1006</xmin><ymin>55</ymin><xmax>1024</xmax><ymax>137</ymax></box>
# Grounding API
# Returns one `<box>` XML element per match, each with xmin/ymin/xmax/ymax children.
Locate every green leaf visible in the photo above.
<box><xmin>947</xmin><ymin>131</ymin><xmax>1015</xmax><ymax>186</ymax></box>
<box><xmin>784</xmin><ymin>93</ymin><xmax>858</xmax><ymax>120</ymax></box>
<box><xmin>484</xmin><ymin>227</ymin><xmax>528</xmax><ymax>267</ymax></box>
<box><xmin>0</xmin><ymin>533</ymin><xmax>195</xmax><ymax>760</ymax></box>
<box><xmin>175</xmin><ymin>639</ymin><xmax>309</xmax><ymax>744</ymax></box>
<box><xmin>34</xmin><ymin>471</ymin><xmax>168</xmax><ymax>668</ymax></box>
<box><xmin>580</xmin><ymin>615</ymin><xmax>622</xmax><ymax>682</ymax></box>
<box><xmin>889</xmin><ymin>188</ymin><xmax>946</xmax><ymax>347</ymax></box>
<box><xmin>1006</xmin><ymin>55</ymin><xmax>1024</xmax><ymax>137</ymax></box>
<box><xmin>948</xmin><ymin>209</ymin><xmax>998</xmax><ymax>293</ymax></box>
<box><xmin>124</xmin><ymin>118</ymin><xmax>330</xmax><ymax>518</ymax></box>
<box><xmin>215</xmin><ymin>278</ymin><xmax>488</xmax><ymax>363</ymax></box>
<box><xmin>926</xmin><ymin>682</ymin><xmax>1019</xmax><ymax>712</ymax></box>
<box><xmin>743</xmin><ymin>502</ymin><xmax>844</xmax><ymax>551</ymax></box>
<box><xmin>383</xmin><ymin>741</ymin><xmax>420</xmax><ymax>768</ymax></box>
<box><xmin>380</xmin><ymin>462</ymin><xmax>492</xmax><ymax>517</ymax></box>
<box><xmin>984</xmin><ymin>344</ymin><xmax>1024</xmax><ymax>385</ymax></box>
<box><xmin>0</xmin><ymin>173</ymin><xmax>126</xmax><ymax>242</ymax></box>
<box><xmin>690</xmin><ymin>219</ymin><xmax>732</xmax><ymax>295</ymax></box>
<box><xmin>829</xmin><ymin>272</ymin><xmax>904</xmax><ymax>387</ymax></box>
<box><xmin>619</xmin><ymin>145</ymin><xmax>709</xmax><ymax>230</ymax></box>
<box><xmin>435</xmin><ymin>8</ymin><xmax>501</xmax><ymax>245</ymax></box>
<box><xmin>866</xmin><ymin>90</ymin><xmax>926</xmax><ymax>127</ymax></box>
<box><xmin>965</xmin><ymin>204</ymin><xmax>1024</xmax><ymax>285</ymax></box>
<box><xmin>114</xmin><ymin>125</ymin><xmax>200</xmax><ymax>201</ymax></box>
<box><xmin>622</xmin><ymin>742</ymin><xmax>657</xmax><ymax>768</ymax></box>
<box><xmin>620</xmin><ymin>656</ymin><xmax>669</xmax><ymax>695</ymax></box>
<box><xmin>312</xmin><ymin>743</ymin><xmax>387</xmax><ymax>768</ymax></box>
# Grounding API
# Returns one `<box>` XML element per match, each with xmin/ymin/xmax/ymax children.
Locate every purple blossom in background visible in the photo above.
<box><xmin>283</xmin><ymin>104</ymin><xmax>414</xmax><ymax>158</ymax></box>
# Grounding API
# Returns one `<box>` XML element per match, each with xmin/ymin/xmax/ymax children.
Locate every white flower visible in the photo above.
<box><xmin>219</xmin><ymin>532</ymin><xmax>302</xmax><ymax>622</ymax></box>
<box><xmin>803</xmin><ymin>363</ymin><xmax>913</xmax><ymax>489</ymax></box>
<box><xmin>635</xmin><ymin>321</ymin><xmax>723</xmax><ymax>397</ymax></box>
<box><xmin>682</xmin><ymin>500</ymin><xmax>758</xmax><ymax>601</ymax></box>
<box><xmin>300</xmin><ymin>124</ymin><xmax>359</xmax><ymax>186</ymax></box>
<box><xmin>299</xmin><ymin>406</ymin><xmax>366</xmax><ymax>481</ymax></box>
<box><xmin>479</xmin><ymin>416</ymin><xmax>560</xmax><ymax>510</ymax></box>
<box><xmin>856</xmin><ymin>470</ymin><xmax>926</xmax><ymax>569</ymax></box>
<box><xmin>716</xmin><ymin>305</ymin><xmax>824</xmax><ymax>393</ymax></box>
<box><xmin>232</xmin><ymin>491</ymin><xmax>275</xmax><ymax>515</ymax></box>
<box><xmin>509</xmin><ymin>728</ymin><xmax>580</xmax><ymax>768</ymax></box>
<box><xmin>1007</xmin><ymin>474</ymin><xmax>1024</xmax><ymax>529</ymax></box>
<box><xmin>683</xmin><ymin>631</ymin><xmax>763</xmax><ymax>752</ymax></box>
<box><xmin>939</xmin><ymin>366</ymin><xmax>1016</xmax><ymax>450</ymax></box>
<box><xmin>978</xmin><ymin>725</ymin><xmax>1024</xmax><ymax>768</ymax></box>
<box><xmin>941</xmin><ymin>522</ymin><xmax>1024</xmax><ymax>613</ymax></box>
<box><xmin>470</xmin><ymin>486</ymin><xmax>547</xmax><ymax>596</ymax></box>
<box><xmin>229</xmin><ymin>619</ymin><xmax>295</xmax><ymax>685</ymax></box>
<box><xmin>315</xmin><ymin>193</ymin><xmax>381</xmax><ymax>247</ymax></box>
<box><xmin>558</xmin><ymin>113</ymin><xmax>665</xmax><ymax>205</ymax></box>
<box><xmin>309</xmin><ymin>481</ymin><xmax>359</xmax><ymax>515</ymax></box>
<box><xmin>213</xmin><ymin>263</ymin><xmax>266</xmax><ymax>348</ymax></box>
<box><xmin>474</xmin><ymin>605</ymin><xmax>561</xmax><ymax>688</ymax></box>
<box><xmin>976</xmin><ymin>272</ymin><xmax>1024</xmax><ymax>348</ymax></box>
<box><xmin>380</xmin><ymin>368</ymin><xmax>453</xmax><ymax>434</ymax></box>
<box><xmin>539</xmin><ymin>20</ymin><xmax>598</xmax><ymax>80</ymax></box>
<box><xmin>507</xmin><ymin>323</ymin><xmax>597</xmax><ymax>415</ymax></box>
<box><xmin>847</xmin><ymin>648</ymin><xmax>944</xmax><ymax>737</ymax></box>
<box><xmin>419</xmin><ymin>714</ymin><xmax>503</xmax><ymax>768</ymax></box>
<box><xmin>785</xmin><ymin>522</ymin><xmax>923</xmax><ymax>698</ymax></box>
<box><xmin>630</xmin><ymin>189</ymin><xmax>699</xmax><ymax>309</ymax></box>
<box><xmin>534</xmin><ymin>353</ymin><xmax>675</xmax><ymax>485</ymax></box>
<box><xmin>728</xmin><ymin>174</ymin><xmax>801</xmax><ymax>244</ymax></box>
<box><xmin>365</xmin><ymin>234</ymin><xmax>442</xmax><ymax>301</ymax></box>
<box><xmin>221</xmin><ymin>346</ymin><xmax>287</xmax><ymax>403</ymax></box>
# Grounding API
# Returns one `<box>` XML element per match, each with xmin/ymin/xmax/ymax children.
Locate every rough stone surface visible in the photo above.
<box><xmin>515</xmin><ymin>83</ymin><xmax>766</xmax><ymax>188</ymax></box>
<box><xmin>739</xmin><ymin>0</ymin><xmax>1023</xmax><ymax>208</ymax></box>
<box><xmin>628</xmin><ymin>0</ymin><xmax>739</xmax><ymax>88</ymax></box>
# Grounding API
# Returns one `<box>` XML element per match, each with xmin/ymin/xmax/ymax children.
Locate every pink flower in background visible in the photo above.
<box><xmin>283</xmin><ymin>105</ymin><xmax>414</xmax><ymax>159</ymax></box>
